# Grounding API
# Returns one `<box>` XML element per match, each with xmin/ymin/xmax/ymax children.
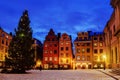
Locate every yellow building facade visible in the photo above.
<box><xmin>74</xmin><ymin>32</ymin><xmax>93</xmax><ymax>69</ymax></box>
<box><xmin>59</xmin><ymin>33</ymin><xmax>73</xmax><ymax>69</ymax></box>
<box><xmin>0</xmin><ymin>28</ymin><xmax>12</xmax><ymax>67</ymax></box>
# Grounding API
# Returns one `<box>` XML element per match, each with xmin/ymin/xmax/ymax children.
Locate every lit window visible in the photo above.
<box><xmin>60</xmin><ymin>59</ymin><xmax>63</xmax><ymax>63</ymax></box>
<box><xmin>94</xmin><ymin>56</ymin><xmax>98</xmax><ymax>61</ymax></box>
<box><xmin>77</xmin><ymin>49</ymin><xmax>80</xmax><ymax>53</ymax></box>
<box><xmin>45</xmin><ymin>44</ymin><xmax>48</xmax><ymax>47</ymax></box>
<box><xmin>54</xmin><ymin>57</ymin><xmax>57</xmax><ymax>61</ymax></box>
<box><xmin>45</xmin><ymin>57</ymin><xmax>48</xmax><ymax>61</ymax></box>
<box><xmin>82</xmin><ymin>56</ymin><xmax>85</xmax><ymax>61</ymax></box>
<box><xmin>44</xmin><ymin>50</ymin><xmax>48</xmax><ymax>53</ymax></box>
<box><xmin>66</xmin><ymin>59</ymin><xmax>69</xmax><ymax>63</ymax></box>
<box><xmin>6</xmin><ymin>36</ymin><xmax>8</xmax><ymax>38</ymax></box>
<box><xmin>66</xmin><ymin>42</ymin><xmax>69</xmax><ymax>44</ymax></box>
<box><xmin>77</xmin><ymin>56</ymin><xmax>80</xmax><ymax>60</ymax></box>
<box><xmin>94</xmin><ymin>43</ymin><xmax>97</xmax><ymax>47</ymax></box>
<box><xmin>82</xmin><ymin>49</ymin><xmax>85</xmax><ymax>53</ymax></box>
<box><xmin>49</xmin><ymin>57</ymin><xmax>52</xmax><ymax>61</ymax></box>
<box><xmin>87</xmin><ymin>56</ymin><xmax>90</xmax><ymax>61</ymax></box>
<box><xmin>50</xmin><ymin>51</ymin><xmax>52</xmax><ymax>53</ymax></box>
<box><xmin>100</xmin><ymin>56</ymin><xmax>103</xmax><ymax>61</ymax></box>
<box><xmin>61</xmin><ymin>42</ymin><xmax>63</xmax><ymax>45</ymax></box>
<box><xmin>100</xmin><ymin>42</ymin><xmax>103</xmax><ymax>47</ymax></box>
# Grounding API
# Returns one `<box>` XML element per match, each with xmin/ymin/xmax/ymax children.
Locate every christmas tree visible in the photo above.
<box><xmin>5</xmin><ymin>10</ymin><xmax>35</xmax><ymax>73</ymax></box>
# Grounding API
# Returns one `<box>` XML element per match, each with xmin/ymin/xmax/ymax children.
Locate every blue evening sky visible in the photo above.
<box><xmin>0</xmin><ymin>0</ymin><xmax>113</xmax><ymax>42</ymax></box>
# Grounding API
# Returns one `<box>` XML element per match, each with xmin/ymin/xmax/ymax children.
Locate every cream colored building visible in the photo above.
<box><xmin>103</xmin><ymin>0</ymin><xmax>120</xmax><ymax>68</ymax></box>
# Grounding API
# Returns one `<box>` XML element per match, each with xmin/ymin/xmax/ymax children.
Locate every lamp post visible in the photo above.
<box><xmin>103</xmin><ymin>55</ymin><xmax>106</xmax><ymax>70</ymax></box>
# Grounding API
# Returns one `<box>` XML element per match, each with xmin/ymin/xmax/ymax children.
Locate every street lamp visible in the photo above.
<box><xmin>103</xmin><ymin>55</ymin><xmax>106</xmax><ymax>70</ymax></box>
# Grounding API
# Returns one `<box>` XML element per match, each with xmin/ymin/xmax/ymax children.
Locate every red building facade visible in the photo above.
<box><xmin>43</xmin><ymin>29</ymin><xmax>59</xmax><ymax>69</ymax></box>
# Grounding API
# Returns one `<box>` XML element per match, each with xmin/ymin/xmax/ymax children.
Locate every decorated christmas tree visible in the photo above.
<box><xmin>5</xmin><ymin>10</ymin><xmax>35</xmax><ymax>73</ymax></box>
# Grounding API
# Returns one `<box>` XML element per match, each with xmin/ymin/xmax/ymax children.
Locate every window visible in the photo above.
<box><xmin>54</xmin><ymin>57</ymin><xmax>57</xmax><ymax>61</ymax></box>
<box><xmin>86</xmin><ymin>48</ymin><xmax>90</xmax><ymax>53</ymax></box>
<box><xmin>52</xmin><ymin>39</ymin><xmax>54</xmax><ymax>41</ymax></box>
<box><xmin>44</xmin><ymin>50</ymin><xmax>48</xmax><ymax>53</ymax></box>
<box><xmin>87</xmin><ymin>43</ymin><xmax>90</xmax><ymax>46</ymax></box>
<box><xmin>100</xmin><ymin>56</ymin><xmax>103</xmax><ymax>61</ymax></box>
<box><xmin>94</xmin><ymin>43</ymin><xmax>97</xmax><ymax>47</ymax></box>
<box><xmin>77</xmin><ymin>56</ymin><xmax>80</xmax><ymax>60</ymax></box>
<box><xmin>66</xmin><ymin>47</ymin><xmax>68</xmax><ymax>50</ymax></box>
<box><xmin>94</xmin><ymin>56</ymin><xmax>98</xmax><ymax>61</ymax></box>
<box><xmin>99</xmin><ymin>42</ymin><xmax>103</xmax><ymax>47</ymax></box>
<box><xmin>87</xmin><ymin>56</ymin><xmax>90</xmax><ymax>61</ymax></box>
<box><xmin>66</xmin><ymin>53</ymin><xmax>69</xmax><ymax>57</ymax></box>
<box><xmin>45</xmin><ymin>57</ymin><xmax>48</xmax><ymax>61</ymax></box>
<box><xmin>61</xmin><ymin>53</ymin><xmax>63</xmax><ymax>57</ymax></box>
<box><xmin>94</xmin><ymin>37</ymin><xmax>97</xmax><ymax>40</ymax></box>
<box><xmin>99</xmin><ymin>37</ymin><xmax>103</xmax><ymax>41</ymax></box>
<box><xmin>2</xmin><ymin>34</ymin><xmax>5</xmax><ymax>37</ymax></box>
<box><xmin>82</xmin><ymin>48</ymin><xmax>85</xmax><ymax>53</ymax></box>
<box><xmin>79</xmin><ymin>37</ymin><xmax>82</xmax><ymax>40</ymax></box>
<box><xmin>49</xmin><ymin>57</ymin><xmax>52</xmax><ymax>61</ymax></box>
<box><xmin>77</xmin><ymin>49</ymin><xmax>80</xmax><ymax>53</ymax></box>
<box><xmin>61</xmin><ymin>42</ymin><xmax>63</xmax><ymax>45</ymax></box>
<box><xmin>82</xmin><ymin>56</ymin><xmax>85</xmax><ymax>61</ymax></box>
<box><xmin>50</xmin><ymin>50</ymin><xmax>52</xmax><ymax>53</ymax></box>
<box><xmin>66</xmin><ymin>59</ymin><xmax>69</xmax><ymax>63</ymax></box>
<box><xmin>45</xmin><ymin>44</ymin><xmax>48</xmax><ymax>47</ymax></box>
<box><xmin>2</xmin><ymin>40</ymin><xmax>4</xmax><ymax>44</ymax></box>
<box><xmin>54</xmin><ymin>44</ymin><xmax>57</xmax><ymax>47</ymax></box>
<box><xmin>77</xmin><ymin>43</ymin><xmax>80</xmax><ymax>46</ymax></box>
<box><xmin>82</xmin><ymin>43</ymin><xmax>85</xmax><ymax>46</ymax></box>
<box><xmin>54</xmin><ymin>50</ymin><xmax>57</xmax><ymax>54</ymax></box>
<box><xmin>61</xmin><ymin>59</ymin><xmax>63</xmax><ymax>63</ymax></box>
<box><xmin>63</xmin><ymin>37</ymin><xmax>66</xmax><ymax>39</ymax></box>
<box><xmin>61</xmin><ymin>47</ymin><xmax>64</xmax><ymax>51</ymax></box>
<box><xmin>66</xmin><ymin>42</ymin><xmax>69</xmax><ymax>45</ymax></box>
<box><xmin>94</xmin><ymin>49</ymin><xmax>98</xmax><ymax>53</ymax></box>
<box><xmin>84</xmin><ymin>37</ymin><xmax>87</xmax><ymax>40</ymax></box>
<box><xmin>100</xmin><ymin>49</ymin><xmax>103</xmax><ymax>53</ymax></box>
<box><xmin>5</xmin><ymin>48</ymin><xmax>7</xmax><ymax>53</ymax></box>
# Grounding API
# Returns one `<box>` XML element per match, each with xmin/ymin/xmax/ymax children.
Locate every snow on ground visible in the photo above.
<box><xmin>0</xmin><ymin>69</ymin><xmax>116</xmax><ymax>80</ymax></box>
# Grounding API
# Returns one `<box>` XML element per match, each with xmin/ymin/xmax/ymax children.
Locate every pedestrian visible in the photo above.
<box><xmin>39</xmin><ymin>65</ymin><xmax>42</xmax><ymax>71</ymax></box>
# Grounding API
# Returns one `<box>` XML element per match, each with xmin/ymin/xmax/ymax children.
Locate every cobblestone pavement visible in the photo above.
<box><xmin>0</xmin><ymin>69</ymin><xmax>118</xmax><ymax>80</ymax></box>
